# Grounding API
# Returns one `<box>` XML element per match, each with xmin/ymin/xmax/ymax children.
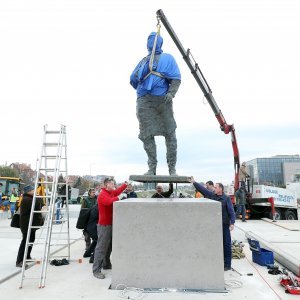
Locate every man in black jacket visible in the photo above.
<box><xmin>151</xmin><ymin>183</ymin><xmax>173</xmax><ymax>198</ymax></box>
<box><xmin>235</xmin><ymin>183</ymin><xmax>247</xmax><ymax>222</ymax></box>
<box><xmin>83</xmin><ymin>203</ymin><xmax>98</xmax><ymax>263</ymax></box>
<box><xmin>125</xmin><ymin>184</ymin><xmax>137</xmax><ymax>198</ymax></box>
<box><xmin>16</xmin><ymin>185</ymin><xmax>44</xmax><ymax>268</ymax></box>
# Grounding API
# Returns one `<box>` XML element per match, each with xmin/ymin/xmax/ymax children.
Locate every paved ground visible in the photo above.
<box><xmin>0</xmin><ymin>206</ymin><xmax>299</xmax><ymax>300</ymax></box>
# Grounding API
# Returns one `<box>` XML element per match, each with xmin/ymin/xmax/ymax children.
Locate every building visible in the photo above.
<box><xmin>247</xmin><ymin>155</ymin><xmax>300</xmax><ymax>187</ymax></box>
<box><xmin>283</xmin><ymin>162</ymin><xmax>300</xmax><ymax>183</ymax></box>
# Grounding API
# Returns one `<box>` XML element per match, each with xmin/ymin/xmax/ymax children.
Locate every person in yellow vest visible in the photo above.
<box><xmin>9</xmin><ymin>187</ymin><xmax>18</xmax><ymax>218</ymax></box>
<box><xmin>195</xmin><ymin>182</ymin><xmax>205</xmax><ymax>198</ymax></box>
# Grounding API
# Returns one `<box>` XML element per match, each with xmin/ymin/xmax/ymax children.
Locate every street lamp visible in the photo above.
<box><xmin>89</xmin><ymin>163</ymin><xmax>95</xmax><ymax>188</ymax></box>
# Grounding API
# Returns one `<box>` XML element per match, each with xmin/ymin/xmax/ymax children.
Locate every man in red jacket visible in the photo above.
<box><xmin>93</xmin><ymin>177</ymin><xmax>128</xmax><ymax>279</ymax></box>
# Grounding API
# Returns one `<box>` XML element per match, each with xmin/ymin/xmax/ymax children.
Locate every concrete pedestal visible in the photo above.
<box><xmin>111</xmin><ymin>198</ymin><xmax>225</xmax><ymax>291</ymax></box>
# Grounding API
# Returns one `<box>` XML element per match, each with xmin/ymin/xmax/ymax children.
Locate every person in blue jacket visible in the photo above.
<box><xmin>130</xmin><ymin>31</ymin><xmax>181</xmax><ymax>176</ymax></box>
<box><xmin>189</xmin><ymin>176</ymin><xmax>235</xmax><ymax>271</ymax></box>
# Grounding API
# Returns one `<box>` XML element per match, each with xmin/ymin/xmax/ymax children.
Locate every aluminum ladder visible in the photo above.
<box><xmin>19</xmin><ymin>124</ymin><xmax>70</xmax><ymax>288</ymax></box>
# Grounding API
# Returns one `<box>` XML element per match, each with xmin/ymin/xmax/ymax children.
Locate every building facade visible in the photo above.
<box><xmin>247</xmin><ymin>155</ymin><xmax>300</xmax><ymax>187</ymax></box>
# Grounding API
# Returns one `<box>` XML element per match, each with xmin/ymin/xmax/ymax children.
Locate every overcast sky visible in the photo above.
<box><xmin>1</xmin><ymin>0</ymin><xmax>299</xmax><ymax>184</ymax></box>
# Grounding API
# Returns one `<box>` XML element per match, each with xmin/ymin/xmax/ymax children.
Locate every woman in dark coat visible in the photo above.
<box><xmin>16</xmin><ymin>185</ymin><xmax>44</xmax><ymax>267</ymax></box>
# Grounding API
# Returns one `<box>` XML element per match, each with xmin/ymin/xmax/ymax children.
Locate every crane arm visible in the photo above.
<box><xmin>156</xmin><ymin>9</ymin><xmax>240</xmax><ymax>190</ymax></box>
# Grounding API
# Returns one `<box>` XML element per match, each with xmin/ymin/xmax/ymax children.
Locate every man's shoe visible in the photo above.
<box><xmin>93</xmin><ymin>272</ymin><xmax>105</xmax><ymax>279</ymax></box>
<box><xmin>83</xmin><ymin>252</ymin><xmax>91</xmax><ymax>258</ymax></box>
<box><xmin>224</xmin><ymin>266</ymin><xmax>231</xmax><ymax>271</ymax></box>
<box><xmin>242</xmin><ymin>220</ymin><xmax>247</xmax><ymax>222</ymax></box>
<box><xmin>16</xmin><ymin>262</ymin><xmax>29</xmax><ymax>269</ymax></box>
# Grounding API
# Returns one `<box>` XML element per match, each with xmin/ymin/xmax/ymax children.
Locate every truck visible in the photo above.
<box><xmin>226</xmin><ymin>183</ymin><xmax>299</xmax><ymax>220</ymax></box>
<box><xmin>70</xmin><ymin>187</ymin><xmax>80</xmax><ymax>204</ymax></box>
<box><xmin>250</xmin><ymin>185</ymin><xmax>298</xmax><ymax>220</ymax></box>
<box><xmin>0</xmin><ymin>176</ymin><xmax>22</xmax><ymax>201</ymax></box>
<box><xmin>156</xmin><ymin>10</ymin><xmax>299</xmax><ymax>220</ymax></box>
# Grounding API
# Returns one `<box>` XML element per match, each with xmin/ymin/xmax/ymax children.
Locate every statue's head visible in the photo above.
<box><xmin>147</xmin><ymin>32</ymin><xmax>163</xmax><ymax>55</ymax></box>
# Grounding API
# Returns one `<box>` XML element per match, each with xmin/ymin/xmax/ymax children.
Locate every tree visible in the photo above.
<box><xmin>0</xmin><ymin>166</ymin><xmax>19</xmax><ymax>177</ymax></box>
<box><xmin>73</xmin><ymin>177</ymin><xmax>82</xmax><ymax>188</ymax></box>
<box><xmin>58</xmin><ymin>174</ymin><xmax>64</xmax><ymax>183</ymax></box>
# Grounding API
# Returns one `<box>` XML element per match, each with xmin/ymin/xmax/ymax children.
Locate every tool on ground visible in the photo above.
<box><xmin>280</xmin><ymin>269</ymin><xmax>300</xmax><ymax>294</ymax></box>
<box><xmin>267</xmin><ymin>264</ymin><xmax>282</xmax><ymax>275</ymax></box>
<box><xmin>20</xmin><ymin>124</ymin><xmax>70</xmax><ymax>288</ymax></box>
<box><xmin>232</xmin><ymin>240</ymin><xmax>245</xmax><ymax>259</ymax></box>
<box><xmin>231</xmin><ymin>267</ymin><xmax>253</xmax><ymax>276</ymax></box>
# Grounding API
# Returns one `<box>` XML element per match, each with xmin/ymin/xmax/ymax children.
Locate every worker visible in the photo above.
<box><xmin>151</xmin><ymin>183</ymin><xmax>173</xmax><ymax>198</ymax></box>
<box><xmin>83</xmin><ymin>203</ymin><xmax>98</xmax><ymax>263</ymax></box>
<box><xmin>16</xmin><ymin>185</ymin><xmax>44</xmax><ymax>268</ymax></box>
<box><xmin>130</xmin><ymin>30</ymin><xmax>181</xmax><ymax>176</ymax></box>
<box><xmin>59</xmin><ymin>183</ymin><xmax>71</xmax><ymax>208</ymax></box>
<box><xmin>81</xmin><ymin>188</ymin><xmax>97</xmax><ymax>250</ymax></box>
<box><xmin>206</xmin><ymin>180</ymin><xmax>215</xmax><ymax>192</ymax></box>
<box><xmin>9</xmin><ymin>187</ymin><xmax>18</xmax><ymax>218</ymax></box>
<box><xmin>125</xmin><ymin>184</ymin><xmax>137</xmax><ymax>198</ymax></box>
<box><xmin>93</xmin><ymin>177</ymin><xmax>128</xmax><ymax>279</ymax></box>
<box><xmin>235</xmin><ymin>182</ymin><xmax>247</xmax><ymax>222</ymax></box>
<box><xmin>189</xmin><ymin>176</ymin><xmax>235</xmax><ymax>271</ymax></box>
<box><xmin>195</xmin><ymin>182</ymin><xmax>205</xmax><ymax>198</ymax></box>
<box><xmin>238</xmin><ymin>162</ymin><xmax>250</xmax><ymax>187</ymax></box>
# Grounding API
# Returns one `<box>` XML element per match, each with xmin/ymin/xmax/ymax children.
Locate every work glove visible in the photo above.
<box><xmin>164</xmin><ymin>93</ymin><xmax>173</xmax><ymax>104</ymax></box>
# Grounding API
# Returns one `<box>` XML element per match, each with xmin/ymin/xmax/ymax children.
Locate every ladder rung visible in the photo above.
<box><xmin>26</xmin><ymin>259</ymin><xmax>39</xmax><ymax>262</ymax></box>
<box><xmin>45</xmin><ymin>131</ymin><xmax>61</xmax><ymax>134</ymax></box>
<box><xmin>37</xmin><ymin>181</ymin><xmax>66</xmax><ymax>185</ymax></box>
<box><xmin>43</xmin><ymin>143</ymin><xmax>66</xmax><ymax>147</ymax></box>
<box><xmin>39</xmin><ymin>169</ymin><xmax>67</xmax><ymax>173</ymax></box>
<box><xmin>51</xmin><ymin>232</ymin><xmax>69</xmax><ymax>235</ymax></box>
<box><xmin>50</xmin><ymin>255</ymin><xmax>69</xmax><ymax>258</ymax></box>
<box><xmin>41</xmin><ymin>155</ymin><xmax>67</xmax><ymax>159</ymax></box>
<box><xmin>35</xmin><ymin>196</ymin><xmax>51</xmax><ymax>199</ymax></box>
<box><xmin>50</xmin><ymin>243</ymin><xmax>69</xmax><ymax>246</ymax></box>
<box><xmin>40</xmin><ymin>170</ymin><xmax>67</xmax><ymax>173</ymax></box>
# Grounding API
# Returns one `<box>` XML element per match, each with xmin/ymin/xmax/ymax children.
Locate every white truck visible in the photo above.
<box><xmin>250</xmin><ymin>185</ymin><xmax>299</xmax><ymax>220</ymax></box>
<box><xmin>70</xmin><ymin>187</ymin><xmax>80</xmax><ymax>204</ymax></box>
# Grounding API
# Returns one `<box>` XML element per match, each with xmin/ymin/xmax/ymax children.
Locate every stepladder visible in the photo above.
<box><xmin>19</xmin><ymin>124</ymin><xmax>71</xmax><ymax>288</ymax></box>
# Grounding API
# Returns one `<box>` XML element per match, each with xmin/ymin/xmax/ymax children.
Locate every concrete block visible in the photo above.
<box><xmin>111</xmin><ymin>198</ymin><xmax>225</xmax><ymax>291</ymax></box>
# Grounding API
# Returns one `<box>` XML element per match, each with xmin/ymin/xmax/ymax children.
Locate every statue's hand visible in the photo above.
<box><xmin>164</xmin><ymin>93</ymin><xmax>173</xmax><ymax>104</ymax></box>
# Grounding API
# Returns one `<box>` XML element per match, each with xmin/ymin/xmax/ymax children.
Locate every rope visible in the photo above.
<box><xmin>141</xmin><ymin>23</ymin><xmax>164</xmax><ymax>81</ymax></box>
<box><xmin>245</xmin><ymin>255</ymin><xmax>284</xmax><ymax>300</ymax></box>
<box><xmin>224</xmin><ymin>279</ymin><xmax>243</xmax><ymax>288</ymax></box>
<box><xmin>116</xmin><ymin>284</ymin><xmax>145</xmax><ymax>299</ymax></box>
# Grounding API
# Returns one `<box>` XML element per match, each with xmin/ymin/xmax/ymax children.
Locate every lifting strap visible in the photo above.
<box><xmin>142</xmin><ymin>23</ymin><xmax>164</xmax><ymax>81</ymax></box>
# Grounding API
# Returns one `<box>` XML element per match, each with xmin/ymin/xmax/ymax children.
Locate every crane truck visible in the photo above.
<box><xmin>156</xmin><ymin>10</ymin><xmax>299</xmax><ymax>220</ymax></box>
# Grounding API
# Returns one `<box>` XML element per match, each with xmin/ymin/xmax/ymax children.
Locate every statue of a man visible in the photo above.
<box><xmin>130</xmin><ymin>32</ymin><xmax>181</xmax><ymax>175</ymax></box>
